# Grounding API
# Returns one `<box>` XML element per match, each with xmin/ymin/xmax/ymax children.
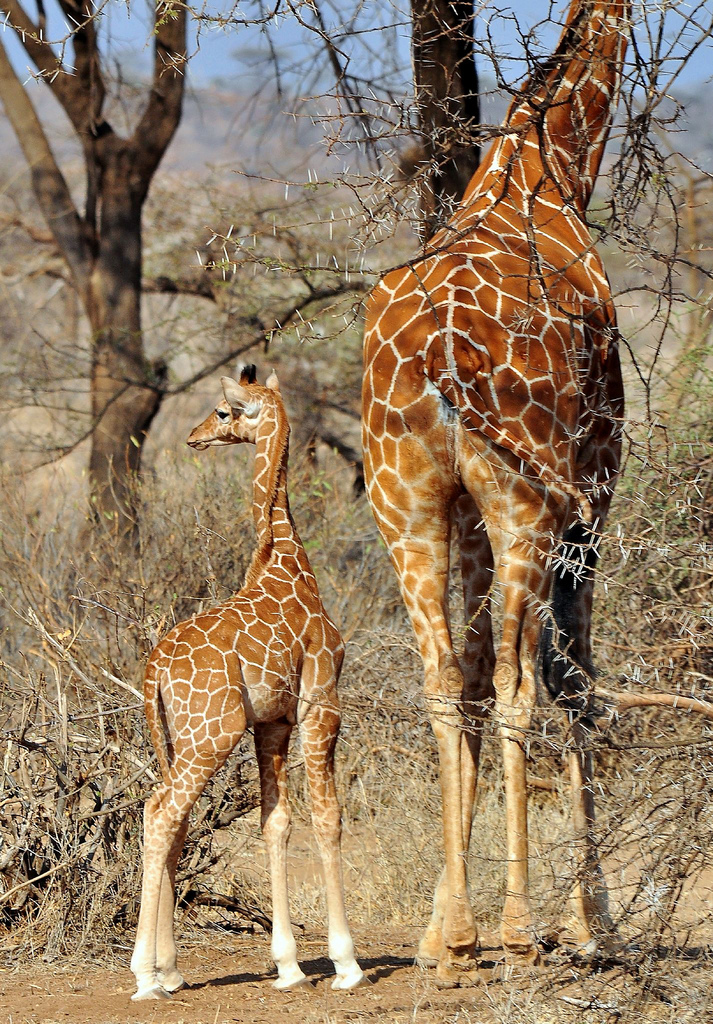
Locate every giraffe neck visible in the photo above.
<box><xmin>244</xmin><ymin>403</ymin><xmax>307</xmax><ymax>589</ymax></box>
<box><xmin>512</xmin><ymin>0</ymin><xmax>629</xmax><ymax>211</ymax></box>
<box><xmin>457</xmin><ymin>0</ymin><xmax>628</xmax><ymax>219</ymax></box>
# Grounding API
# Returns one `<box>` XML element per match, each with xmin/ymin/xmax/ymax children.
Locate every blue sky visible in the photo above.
<box><xmin>5</xmin><ymin>1</ymin><xmax>712</xmax><ymax>98</ymax></box>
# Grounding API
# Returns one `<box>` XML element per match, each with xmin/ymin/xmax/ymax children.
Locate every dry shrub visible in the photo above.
<box><xmin>1</xmin><ymin>379</ymin><xmax>712</xmax><ymax>1024</ymax></box>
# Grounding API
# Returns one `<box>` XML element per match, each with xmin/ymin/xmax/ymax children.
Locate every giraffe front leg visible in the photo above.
<box><xmin>561</xmin><ymin>722</ymin><xmax>620</xmax><ymax>955</ymax></box>
<box><xmin>542</xmin><ymin>517</ymin><xmax>621</xmax><ymax>956</ymax></box>
<box><xmin>255</xmin><ymin>722</ymin><xmax>310</xmax><ymax>991</ymax></box>
<box><xmin>299</xmin><ymin>683</ymin><xmax>365</xmax><ymax>991</ymax></box>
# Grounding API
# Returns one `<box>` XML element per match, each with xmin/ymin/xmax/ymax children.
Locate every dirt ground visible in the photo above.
<box><xmin>4</xmin><ymin>819</ymin><xmax>713</xmax><ymax>1024</ymax></box>
<box><xmin>4</xmin><ymin>924</ymin><xmax>713</xmax><ymax>1024</ymax></box>
<box><xmin>0</xmin><ymin>928</ymin><xmax>491</xmax><ymax>1024</ymax></box>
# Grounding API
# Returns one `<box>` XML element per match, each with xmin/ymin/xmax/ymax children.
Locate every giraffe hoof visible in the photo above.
<box><xmin>553</xmin><ymin>920</ymin><xmax>625</xmax><ymax>959</ymax></box>
<box><xmin>331</xmin><ymin>967</ymin><xmax>368</xmax><ymax>990</ymax></box>
<box><xmin>416</xmin><ymin>927</ymin><xmax>446</xmax><ymax>968</ymax></box>
<box><xmin>273</xmin><ymin>972</ymin><xmax>312</xmax><ymax>991</ymax></box>
<box><xmin>434</xmin><ymin>963</ymin><xmax>482</xmax><ymax>989</ymax></box>
<box><xmin>131</xmin><ymin>983</ymin><xmax>171</xmax><ymax>1001</ymax></box>
<box><xmin>503</xmin><ymin>943</ymin><xmax>541</xmax><ymax>967</ymax></box>
<box><xmin>494</xmin><ymin>941</ymin><xmax>541</xmax><ymax>983</ymax></box>
<box><xmin>434</xmin><ymin>951</ymin><xmax>482</xmax><ymax>989</ymax></box>
<box><xmin>157</xmin><ymin>969</ymin><xmax>185</xmax><ymax>993</ymax></box>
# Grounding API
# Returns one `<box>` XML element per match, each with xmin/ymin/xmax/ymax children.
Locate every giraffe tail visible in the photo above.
<box><xmin>539</xmin><ymin>521</ymin><xmax>598</xmax><ymax>716</ymax></box>
<box><xmin>143</xmin><ymin>660</ymin><xmax>172</xmax><ymax>782</ymax></box>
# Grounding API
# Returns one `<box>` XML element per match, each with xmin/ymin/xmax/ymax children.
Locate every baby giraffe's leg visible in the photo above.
<box><xmin>131</xmin><ymin>738</ymin><xmax>243</xmax><ymax>1000</ymax></box>
<box><xmin>131</xmin><ymin>786</ymin><xmax>174</xmax><ymax>1001</ymax></box>
<box><xmin>255</xmin><ymin>721</ymin><xmax>308</xmax><ymax>990</ymax></box>
<box><xmin>131</xmin><ymin>772</ymin><xmax>202</xmax><ymax>1000</ymax></box>
<box><xmin>300</xmin><ymin>673</ymin><xmax>364</xmax><ymax>990</ymax></box>
<box><xmin>155</xmin><ymin>817</ymin><xmax>190</xmax><ymax>992</ymax></box>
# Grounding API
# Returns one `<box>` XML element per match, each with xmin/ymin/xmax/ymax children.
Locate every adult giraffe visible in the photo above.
<box><xmin>362</xmin><ymin>0</ymin><xmax>630</xmax><ymax>985</ymax></box>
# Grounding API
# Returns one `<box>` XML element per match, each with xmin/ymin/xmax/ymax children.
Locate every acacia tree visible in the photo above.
<box><xmin>275</xmin><ymin>0</ymin><xmax>481</xmax><ymax>236</ymax></box>
<box><xmin>0</xmin><ymin>0</ymin><xmax>186</xmax><ymax>541</ymax></box>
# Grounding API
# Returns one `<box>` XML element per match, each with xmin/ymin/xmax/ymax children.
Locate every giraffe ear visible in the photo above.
<box><xmin>265</xmin><ymin>371</ymin><xmax>280</xmax><ymax>392</ymax></box>
<box><xmin>221</xmin><ymin>376</ymin><xmax>252</xmax><ymax>410</ymax></box>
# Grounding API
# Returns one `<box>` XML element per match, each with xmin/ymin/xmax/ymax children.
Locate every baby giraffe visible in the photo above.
<box><xmin>130</xmin><ymin>366</ymin><xmax>365</xmax><ymax>1000</ymax></box>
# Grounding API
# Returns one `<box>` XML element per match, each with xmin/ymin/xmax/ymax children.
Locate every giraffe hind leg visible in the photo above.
<box><xmin>390</xmin><ymin>528</ymin><xmax>480</xmax><ymax>985</ymax></box>
<box><xmin>364</xmin><ymin>442</ymin><xmax>479</xmax><ymax>984</ymax></box>
<box><xmin>540</xmin><ymin>521</ymin><xmax>620</xmax><ymax>954</ymax></box>
<box><xmin>154</xmin><ymin>817</ymin><xmax>190</xmax><ymax>993</ymax></box>
<box><xmin>131</xmin><ymin>731</ymin><xmax>244</xmax><ymax>1000</ymax></box>
<box><xmin>472</xmin><ymin>502</ymin><xmax>561</xmax><ymax>966</ymax></box>
<box><xmin>254</xmin><ymin>720</ymin><xmax>311</xmax><ymax>991</ymax></box>
<box><xmin>417</xmin><ymin>497</ymin><xmax>495</xmax><ymax>971</ymax></box>
<box><xmin>299</xmin><ymin>681</ymin><xmax>365</xmax><ymax>990</ymax></box>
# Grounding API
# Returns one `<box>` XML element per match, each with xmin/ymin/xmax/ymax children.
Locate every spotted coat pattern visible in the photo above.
<box><xmin>130</xmin><ymin>372</ymin><xmax>364</xmax><ymax>1000</ymax></box>
<box><xmin>362</xmin><ymin>0</ymin><xmax>629</xmax><ymax>984</ymax></box>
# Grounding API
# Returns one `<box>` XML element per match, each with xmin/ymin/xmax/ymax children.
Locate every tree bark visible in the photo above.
<box><xmin>85</xmin><ymin>141</ymin><xmax>166</xmax><ymax>533</ymax></box>
<box><xmin>411</xmin><ymin>0</ymin><xmax>481</xmax><ymax>237</ymax></box>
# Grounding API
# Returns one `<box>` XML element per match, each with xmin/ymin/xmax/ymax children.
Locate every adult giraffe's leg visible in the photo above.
<box><xmin>363</xmin><ymin>407</ymin><xmax>479</xmax><ymax>982</ymax></box>
<box><xmin>487</xmin><ymin>519</ymin><xmax>558</xmax><ymax>962</ymax></box>
<box><xmin>418</xmin><ymin>495</ymin><xmax>495</xmax><ymax>969</ymax></box>
<box><xmin>254</xmin><ymin>720</ymin><xmax>308</xmax><ymax>991</ymax></box>
<box><xmin>541</xmin><ymin>519</ymin><xmax>619</xmax><ymax>952</ymax></box>
<box><xmin>299</xmin><ymin>664</ymin><xmax>364</xmax><ymax>990</ymax></box>
<box><xmin>541</xmin><ymin>342</ymin><xmax>623</xmax><ymax>952</ymax></box>
<box><xmin>386</xmin><ymin>516</ymin><xmax>480</xmax><ymax>984</ymax></box>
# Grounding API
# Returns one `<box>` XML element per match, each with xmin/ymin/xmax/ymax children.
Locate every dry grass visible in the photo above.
<box><xmin>1</xmin><ymin>391</ymin><xmax>712</xmax><ymax>1023</ymax></box>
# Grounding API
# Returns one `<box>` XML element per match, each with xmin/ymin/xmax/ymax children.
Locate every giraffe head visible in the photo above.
<box><xmin>187</xmin><ymin>365</ymin><xmax>283</xmax><ymax>450</ymax></box>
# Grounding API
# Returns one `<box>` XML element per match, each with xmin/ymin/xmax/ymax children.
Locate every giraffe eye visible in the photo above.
<box><xmin>216</xmin><ymin>408</ymin><xmax>230</xmax><ymax>422</ymax></box>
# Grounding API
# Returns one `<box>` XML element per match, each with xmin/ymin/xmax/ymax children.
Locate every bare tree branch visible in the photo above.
<box><xmin>0</xmin><ymin>0</ymin><xmax>70</xmax><ymax>100</ymax></box>
<box><xmin>0</xmin><ymin>38</ymin><xmax>90</xmax><ymax>294</ymax></box>
<box><xmin>131</xmin><ymin>1</ymin><xmax>187</xmax><ymax>188</ymax></box>
<box><xmin>142</xmin><ymin>273</ymin><xmax>217</xmax><ymax>300</ymax></box>
<box><xmin>57</xmin><ymin>0</ymin><xmax>106</xmax><ymax>128</ymax></box>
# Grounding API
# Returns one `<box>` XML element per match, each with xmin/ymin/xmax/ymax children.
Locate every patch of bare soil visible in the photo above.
<box><xmin>4</xmin><ymin>927</ymin><xmax>712</xmax><ymax>1024</ymax></box>
<box><xmin>0</xmin><ymin>928</ymin><xmax>472</xmax><ymax>1024</ymax></box>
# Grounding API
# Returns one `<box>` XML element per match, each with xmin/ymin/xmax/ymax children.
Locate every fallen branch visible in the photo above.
<box><xmin>596</xmin><ymin>685</ymin><xmax>713</xmax><ymax>721</ymax></box>
<box><xmin>177</xmin><ymin>889</ymin><xmax>273</xmax><ymax>933</ymax></box>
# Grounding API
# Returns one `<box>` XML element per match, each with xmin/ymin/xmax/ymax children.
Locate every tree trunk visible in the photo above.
<box><xmin>411</xmin><ymin>0</ymin><xmax>481</xmax><ymax>237</ymax></box>
<box><xmin>85</xmin><ymin>142</ymin><xmax>165</xmax><ymax>542</ymax></box>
